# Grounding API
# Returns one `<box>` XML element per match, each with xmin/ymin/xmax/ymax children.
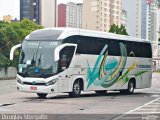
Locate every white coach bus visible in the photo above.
<box><xmin>10</xmin><ymin>28</ymin><xmax>152</xmax><ymax>98</ymax></box>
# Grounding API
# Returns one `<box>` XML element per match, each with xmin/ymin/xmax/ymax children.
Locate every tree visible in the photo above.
<box><xmin>109</xmin><ymin>24</ymin><xmax>129</xmax><ymax>35</ymax></box>
<box><xmin>10</xmin><ymin>19</ymin><xmax>43</xmax><ymax>42</ymax></box>
<box><xmin>156</xmin><ymin>0</ymin><xmax>160</xmax><ymax>9</ymax></box>
<box><xmin>0</xmin><ymin>19</ymin><xmax>43</xmax><ymax>68</ymax></box>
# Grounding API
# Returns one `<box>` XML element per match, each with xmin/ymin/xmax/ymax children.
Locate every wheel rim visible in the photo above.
<box><xmin>73</xmin><ymin>83</ymin><xmax>80</xmax><ymax>94</ymax></box>
<box><xmin>129</xmin><ymin>82</ymin><xmax>134</xmax><ymax>92</ymax></box>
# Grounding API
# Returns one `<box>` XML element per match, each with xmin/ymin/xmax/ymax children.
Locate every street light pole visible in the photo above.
<box><xmin>158</xmin><ymin>42</ymin><xmax>160</xmax><ymax>71</ymax></box>
<box><xmin>158</xmin><ymin>30</ymin><xmax>160</xmax><ymax>71</ymax></box>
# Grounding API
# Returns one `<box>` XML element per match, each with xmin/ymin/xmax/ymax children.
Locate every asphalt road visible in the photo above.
<box><xmin>0</xmin><ymin>80</ymin><xmax>16</xmax><ymax>95</ymax></box>
<box><xmin>0</xmin><ymin>73</ymin><xmax>160</xmax><ymax>120</ymax></box>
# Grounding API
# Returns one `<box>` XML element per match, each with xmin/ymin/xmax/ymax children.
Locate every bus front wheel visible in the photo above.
<box><xmin>69</xmin><ymin>80</ymin><xmax>81</xmax><ymax>97</ymax></box>
<box><xmin>37</xmin><ymin>93</ymin><xmax>48</xmax><ymax>98</ymax></box>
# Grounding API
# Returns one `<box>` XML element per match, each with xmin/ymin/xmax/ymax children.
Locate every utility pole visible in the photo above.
<box><xmin>158</xmin><ymin>42</ymin><xmax>160</xmax><ymax>71</ymax></box>
<box><xmin>158</xmin><ymin>30</ymin><xmax>160</xmax><ymax>71</ymax></box>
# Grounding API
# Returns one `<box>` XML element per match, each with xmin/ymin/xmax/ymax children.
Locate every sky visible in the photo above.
<box><xmin>0</xmin><ymin>0</ymin><xmax>83</xmax><ymax>20</ymax></box>
<box><xmin>122</xmin><ymin>0</ymin><xmax>137</xmax><ymax>37</ymax></box>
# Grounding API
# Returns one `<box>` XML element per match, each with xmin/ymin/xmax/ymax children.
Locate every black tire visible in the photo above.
<box><xmin>37</xmin><ymin>93</ymin><xmax>48</xmax><ymax>98</ymax></box>
<box><xmin>95</xmin><ymin>90</ymin><xmax>107</xmax><ymax>94</ymax></box>
<box><xmin>127</xmin><ymin>80</ymin><xmax>135</xmax><ymax>94</ymax></box>
<box><xmin>120</xmin><ymin>80</ymin><xmax>135</xmax><ymax>94</ymax></box>
<box><xmin>69</xmin><ymin>80</ymin><xmax>81</xmax><ymax>97</ymax></box>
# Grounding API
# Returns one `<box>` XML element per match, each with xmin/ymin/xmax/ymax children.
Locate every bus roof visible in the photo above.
<box><xmin>26</xmin><ymin>28</ymin><xmax>151</xmax><ymax>43</ymax></box>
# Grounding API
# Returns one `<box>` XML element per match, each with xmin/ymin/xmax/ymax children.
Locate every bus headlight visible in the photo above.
<box><xmin>17</xmin><ymin>78</ymin><xmax>24</xmax><ymax>85</ymax></box>
<box><xmin>46</xmin><ymin>79</ymin><xmax>58</xmax><ymax>86</ymax></box>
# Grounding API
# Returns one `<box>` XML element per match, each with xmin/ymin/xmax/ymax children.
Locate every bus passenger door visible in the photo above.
<box><xmin>58</xmin><ymin>46</ymin><xmax>76</xmax><ymax>92</ymax></box>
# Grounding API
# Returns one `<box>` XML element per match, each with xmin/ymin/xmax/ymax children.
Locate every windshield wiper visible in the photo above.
<box><xmin>38</xmin><ymin>53</ymin><xmax>41</xmax><ymax>67</ymax></box>
<box><xmin>31</xmin><ymin>53</ymin><xmax>36</xmax><ymax>65</ymax></box>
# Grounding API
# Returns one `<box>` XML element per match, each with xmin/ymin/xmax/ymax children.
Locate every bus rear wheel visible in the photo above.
<box><xmin>120</xmin><ymin>80</ymin><xmax>135</xmax><ymax>94</ymax></box>
<box><xmin>69</xmin><ymin>80</ymin><xmax>81</xmax><ymax>98</ymax></box>
<box><xmin>127</xmin><ymin>80</ymin><xmax>135</xmax><ymax>94</ymax></box>
<box><xmin>37</xmin><ymin>93</ymin><xmax>48</xmax><ymax>98</ymax></box>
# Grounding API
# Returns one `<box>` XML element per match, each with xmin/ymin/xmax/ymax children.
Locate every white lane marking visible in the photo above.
<box><xmin>126</xmin><ymin>97</ymin><xmax>160</xmax><ymax>114</ymax></box>
<box><xmin>113</xmin><ymin>97</ymin><xmax>160</xmax><ymax>120</ymax></box>
<box><xmin>133</xmin><ymin>112</ymin><xmax>160</xmax><ymax>114</ymax></box>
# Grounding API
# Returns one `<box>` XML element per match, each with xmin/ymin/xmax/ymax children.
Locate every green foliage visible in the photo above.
<box><xmin>156</xmin><ymin>0</ymin><xmax>160</xmax><ymax>9</ymax></box>
<box><xmin>10</xmin><ymin>19</ymin><xmax>43</xmax><ymax>41</ymax></box>
<box><xmin>109</xmin><ymin>24</ymin><xmax>129</xmax><ymax>35</ymax></box>
<box><xmin>0</xmin><ymin>19</ymin><xmax>43</xmax><ymax>68</ymax></box>
<box><xmin>0</xmin><ymin>54</ymin><xmax>10</xmax><ymax>68</ymax></box>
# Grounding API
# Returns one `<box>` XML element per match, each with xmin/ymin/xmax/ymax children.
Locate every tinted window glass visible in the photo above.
<box><xmin>108</xmin><ymin>40</ymin><xmax>120</xmax><ymax>56</ymax></box>
<box><xmin>97</xmin><ymin>38</ymin><xmax>108</xmax><ymax>54</ymax></box>
<box><xmin>126</xmin><ymin>41</ymin><xmax>152</xmax><ymax>58</ymax></box>
<box><xmin>59</xmin><ymin>46</ymin><xmax>76</xmax><ymax>72</ymax></box>
<box><xmin>63</xmin><ymin>35</ymin><xmax>152</xmax><ymax>58</ymax></box>
<box><xmin>77</xmin><ymin>36</ymin><xmax>99</xmax><ymax>54</ymax></box>
<box><xmin>63</xmin><ymin>36</ymin><xmax>79</xmax><ymax>44</ymax></box>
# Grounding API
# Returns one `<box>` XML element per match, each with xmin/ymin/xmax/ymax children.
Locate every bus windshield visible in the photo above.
<box><xmin>18</xmin><ymin>40</ymin><xmax>61</xmax><ymax>78</ymax></box>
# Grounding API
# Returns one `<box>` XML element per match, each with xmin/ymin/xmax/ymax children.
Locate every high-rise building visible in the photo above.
<box><xmin>58</xmin><ymin>3</ymin><xmax>66</xmax><ymax>27</ymax></box>
<box><xmin>123</xmin><ymin>0</ymin><xmax>148</xmax><ymax>38</ymax></box>
<box><xmin>66</xmin><ymin>2</ymin><xmax>83</xmax><ymax>28</ymax></box>
<box><xmin>146</xmin><ymin>0</ymin><xmax>159</xmax><ymax>42</ymax></box>
<box><xmin>20</xmin><ymin>0</ymin><xmax>57</xmax><ymax>27</ymax></box>
<box><xmin>3</xmin><ymin>15</ymin><xmax>12</xmax><ymax>23</ymax></box>
<box><xmin>121</xmin><ymin>10</ymin><xmax>127</xmax><ymax>27</ymax></box>
<box><xmin>82</xmin><ymin>0</ymin><xmax>122</xmax><ymax>32</ymax></box>
<box><xmin>136</xmin><ymin>0</ymin><xmax>142</xmax><ymax>38</ymax></box>
<box><xmin>123</xmin><ymin>0</ymin><xmax>158</xmax><ymax>40</ymax></box>
<box><xmin>146</xmin><ymin>0</ymin><xmax>160</xmax><ymax>68</ymax></box>
<box><xmin>58</xmin><ymin>2</ymin><xmax>83</xmax><ymax>28</ymax></box>
<box><xmin>41</xmin><ymin>0</ymin><xmax>57</xmax><ymax>27</ymax></box>
<box><xmin>20</xmin><ymin>0</ymin><xmax>41</xmax><ymax>24</ymax></box>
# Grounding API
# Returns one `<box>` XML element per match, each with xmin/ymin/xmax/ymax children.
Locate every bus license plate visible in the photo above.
<box><xmin>30</xmin><ymin>86</ymin><xmax>37</xmax><ymax>90</ymax></box>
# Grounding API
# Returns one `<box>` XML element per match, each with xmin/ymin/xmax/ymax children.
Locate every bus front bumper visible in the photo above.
<box><xmin>17</xmin><ymin>82</ymin><xmax>58</xmax><ymax>94</ymax></box>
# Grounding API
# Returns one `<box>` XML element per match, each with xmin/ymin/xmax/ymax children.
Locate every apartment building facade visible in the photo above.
<box><xmin>20</xmin><ymin>0</ymin><xmax>41</xmax><ymax>24</ymax></box>
<box><xmin>82</xmin><ymin>0</ymin><xmax>122</xmax><ymax>32</ymax></box>
<box><xmin>20</xmin><ymin>0</ymin><xmax>57</xmax><ymax>27</ymax></box>
<box><xmin>121</xmin><ymin>9</ymin><xmax>127</xmax><ymax>27</ymax></box>
<box><xmin>58</xmin><ymin>3</ymin><xmax>66</xmax><ymax>27</ymax></box>
<box><xmin>3</xmin><ymin>15</ymin><xmax>12</xmax><ymax>23</ymax></box>
<box><xmin>66</xmin><ymin>2</ymin><xmax>83</xmax><ymax>28</ymax></box>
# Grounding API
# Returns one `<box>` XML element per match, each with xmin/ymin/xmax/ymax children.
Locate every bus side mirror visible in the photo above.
<box><xmin>10</xmin><ymin>44</ymin><xmax>22</xmax><ymax>60</ymax></box>
<box><xmin>54</xmin><ymin>43</ymin><xmax>77</xmax><ymax>61</ymax></box>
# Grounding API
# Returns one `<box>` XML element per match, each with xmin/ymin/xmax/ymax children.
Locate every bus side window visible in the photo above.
<box><xmin>60</xmin><ymin>54</ymin><xmax>68</xmax><ymax>70</ymax></box>
<box><xmin>130</xmin><ymin>51</ymin><xmax>135</xmax><ymax>57</ymax></box>
<box><xmin>59</xmin><ymin>46</ymin><xmax>76</xmax><ymax>72</ymax></box>
<box><xmin>108</xmin><ymin>40</ymin><xmax>120</xmax><ymax>56</ymax></box>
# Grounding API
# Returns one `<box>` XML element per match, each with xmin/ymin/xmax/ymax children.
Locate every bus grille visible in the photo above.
<box><xmin>23</xmin><ymin>82</ymin><xmax>46</xmax><ymax>86</ymax></box>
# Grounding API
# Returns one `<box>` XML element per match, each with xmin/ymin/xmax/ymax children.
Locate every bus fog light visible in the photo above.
<box><xmin>51</xmin><ymin>89</ymin><xmax>54</xmax><ymax>92</ymax></box>
<box><xmin>46</xmin><ymin>79</ymin><xmax>58</xmax><ymax>86</ymax></box>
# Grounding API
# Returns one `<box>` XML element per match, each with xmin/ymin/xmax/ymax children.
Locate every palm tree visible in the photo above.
<box><xmin>156</xmin><ymin>0</ymin><xmax>160</xmax><ymax>9</ymax></box>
